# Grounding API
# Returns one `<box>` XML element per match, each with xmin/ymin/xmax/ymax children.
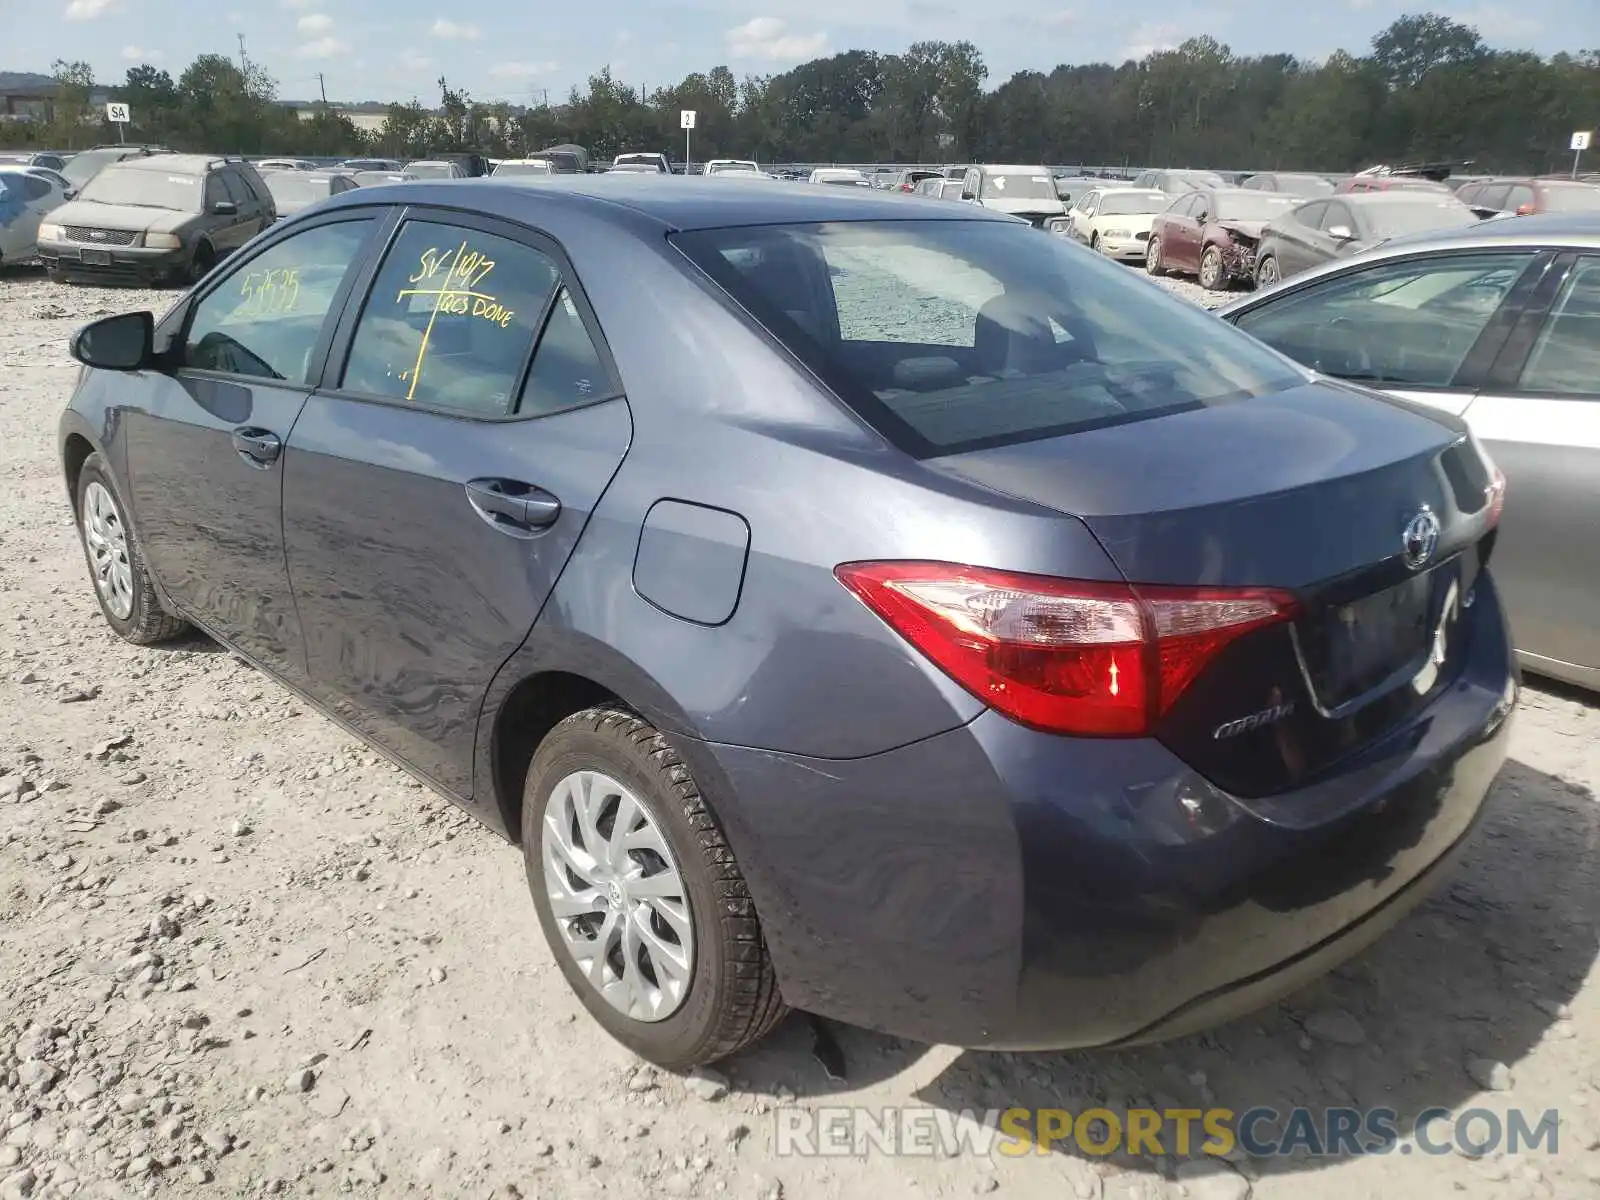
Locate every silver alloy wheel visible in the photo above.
<box><xmin>82</xmin><ymin>481</ymin><xmax>134</xmax><ymax>621</ymax></box>
<box><xmin>541</xmin><ymin>770</ymin><xmax>695</xmax><ymax>1022</ymax></box>
<box><xmin>1258</xmin><ymin>256</ymin><xmax>1279</xmax><ymax>287</ymax></box>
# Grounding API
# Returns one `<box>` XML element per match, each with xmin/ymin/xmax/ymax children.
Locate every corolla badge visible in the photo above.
<box><xmin>1401</xmin><ymin>505</ymin><xmax>1441</xmax><ymax>571</ymax></box>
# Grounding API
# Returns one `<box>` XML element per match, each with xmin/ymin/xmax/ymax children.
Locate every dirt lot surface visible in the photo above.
<box><xmin>2</xmin><ymin>268</ymin><xmax>1598</xmax><ymax>1200</ymax></box>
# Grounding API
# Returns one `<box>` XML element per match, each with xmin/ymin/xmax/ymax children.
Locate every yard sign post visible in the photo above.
<box><xmin>1572</xmin><ymin>131</ymin><xmax>1592</xmax><ymax>179</ymax></box>
<box><xmin>106</xmin><ymin>102</ymin><xmax>131</xmax><ymax>144</ymax></box>
<box><xmin>681</xmin><ymin>109</ymin><xmax>696</xmax><ymax>173</ymax></box>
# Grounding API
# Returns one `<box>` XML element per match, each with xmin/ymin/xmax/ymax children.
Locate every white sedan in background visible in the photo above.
<box><xmin>1067</xmin><ymin>187</ymin><xmax>1172</xmax><ymax>261</ymax></box>
<box><xmin>0</xmin><ymin>167</ymin><xmax>71</xmax><ymax>267</ymax></box>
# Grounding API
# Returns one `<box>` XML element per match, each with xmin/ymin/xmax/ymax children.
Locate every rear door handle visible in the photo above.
<box><xmin>231</xmin><ymin>426</ymin><xmax>281</xmax><ymax>467</ymax></box>
<box><xmin>465</xmin><ymin>478</ymin><xmax>561</xmax><ymax>534</ymax></box>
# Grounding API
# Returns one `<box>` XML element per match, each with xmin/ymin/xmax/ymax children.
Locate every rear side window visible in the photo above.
<box><xmin>1516</xmin><ymin>257</ymin><xmax>1600</xmax><ymax>396</ymax></box>
<box><xmin>185</xmin><ymin>219</ymin><xmax>375</xmax><ymax>382</ymax></box>
<box><xmin>1233</xmin><ymin>252</ymin><xmax>1533</xmax><ymax>387</ymax></box>
<box><xmin>340</xmin><ymin>220</ymin><xmax>562</xmax><ymax>415</ymax></box>
<box><xmin>674</xmin><ymin>220</ymin><xmax>1302</xmax><ymax>456</ymax></box>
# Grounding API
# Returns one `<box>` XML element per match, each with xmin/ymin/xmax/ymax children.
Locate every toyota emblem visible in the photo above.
<box><xmin>1402</xmin><ymin>506</ymin><xmax>1441</xmax><ymax>571</ymax></box>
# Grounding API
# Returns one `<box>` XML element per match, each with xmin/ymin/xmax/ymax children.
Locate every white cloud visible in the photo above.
<box><xmin>296</xmin><ymin>36</ymin><xmax>350</xmax><ymax>58</ymax></box>
<box><xmin>725</xmin><ymin>17</ymin><xmax>827</xmax><ymax>61</ymax></box>
<box><xmin>1453</xmin><ymin>5</ymin><xmax>1543</xmax><ymax>39</ymax></box>
<box><xmin>64</xmin><ymin>0</ymin><xmax>119</xmax><ymax>19</ymax></box>
<box><xmin>488</xmin><ymin>60</ymin><xmax>559</xmax><ymax>78</ymax></box>
<box><xmin>1118</xmin><ymin>21</ymin><xmax>1182</xmax><ymax>59</ymax></box>
<box><xmin>120</xmin><ymin>45</ymin><xmax>163</xmax><ymax>61</ymax></box>
<box><xmin>399</xmin><ymin>48</ymin><xmax>434</xmax><ymax>70</ymax></box>
<box><xmin>296</xmin><ymin>12</ymin><xmax>333</xmax><ymax>34</ymax></box>
<box><xmin>430</xmin><ymin>17</ymin><xmax>481</xmax><ymax>40</ymax></box>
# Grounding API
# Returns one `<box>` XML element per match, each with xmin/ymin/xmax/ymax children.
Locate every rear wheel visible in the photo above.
<box><xmin>522</xmin><ymin>707</ymin><xmax>787</xmax><ymax>1069</ymax></box>
<box><xmin>1199</xmin><ymin>245</ymin><xmax>1227</xmax><ymax>291</ymax></box>
<box><xmin>1256</xmin><ymin>255</ymin><xmax>1280</xmax><ymax>289</ymax></box>
<box><xmin>74</xmin><ymin>453</ymin><xmax>189</xmax><ymax>645</ymax></box>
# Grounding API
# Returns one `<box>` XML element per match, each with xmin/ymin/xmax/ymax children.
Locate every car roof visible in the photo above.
<box><xmin>979</xmin><ymin>164</ymin><xmax>1049</xmax><ymax>173</ymax></box>
<box><xmin>1335</xmin><ymin>191</ymin><xmax>1469</xmax><ymax>207</ymax></box>
<box><xmin>112</xmin><ymin>153</ymin><xmax>224</xmax><ymax>175</ymax></box>
<box><xmin>318</xmin><ymin>175</ymin><xmax>1015</xmax><ymax>232</ymax></box>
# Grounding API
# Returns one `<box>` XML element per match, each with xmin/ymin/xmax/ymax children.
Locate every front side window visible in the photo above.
<box><xmin>185</xmin><ymin>219</ymin><xmax>375</xmax><ymax>382</ymax></box>
<box><xmin>1294</xmin><ymin>201</ymin><xmax>1327</xmax><ymax>229</ymax></box>
<box><xmin>1516</xmin><ymin>257</ymin><xmax>1600</xmax><ymax>396</ymax></box>
<box><xmin>674</xmin><ymin>219</ymin><xmax>1303</xmax><ymax>455</ymax></box>
<box><xmin>204</xmin><ymin>175</ymin><xmax>228</xmax><ymax>210</ymax></box>
<box><xmin>340</xmin><ymin>220</ymin><xmax>561</xmax><ymax>415</ymax></box>
<box><xmin>1233</xmin><ymin>252</ymin><xmax>1534</xmax><ymax>387</ymax></box>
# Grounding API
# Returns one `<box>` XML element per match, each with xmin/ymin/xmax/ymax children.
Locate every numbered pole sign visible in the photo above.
<box><xmin>680</xmin><ymin>110</ymin><xmax>696</xmax><ymax>130</ymax></box>
<box><xmin>1571</xmin><ymin>131</ymin><xmax>1593</xmax><ymax>152</ymax></box>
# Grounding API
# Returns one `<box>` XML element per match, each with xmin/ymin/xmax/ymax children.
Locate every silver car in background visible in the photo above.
<box><xmin>1219</xmin><ymin>214</ymin><xmax>1600</xmax><ymax>691</ymax></box>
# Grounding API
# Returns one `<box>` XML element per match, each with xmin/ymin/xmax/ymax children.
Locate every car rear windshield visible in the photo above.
<box><xmin>78</xmin><ymin>167</ymin><xmax>201</xmax><ymax>211</ymax></box>
<box><xmin>674</xmin><ymin>219</ymin><xmax>1303</xmax><ymax>456</ymax></box>
<box><xmin>1098</xmin><ymin>192</ymin><xmax>1167</xmax><ymax>215</ymax></box>
<box><xmin>1541</xmin><ymin>185</ymin><xmax>1600</xmax><ymax>212</ymax></box>
<box><xmin>495</xmin><ymin>161</ymin><xmax>553</xmax><ymax>176</ymax></box>
<box><xmin>62</xmin><ymin>149</ymin><xmax>138</xmax><ymax>188</ymax></box>
<box><xmin>406</xmin><ymin>162</ymin><xmax>457</xmax><ymax>178</ymax></box>
<box><xmin>1179</xmin><ymin>171</ymin><xmax>1226</xmax><ymax>188</ymax></box>
<box><xmin>1368</xmin><ymin>199</ymin><xmax>1480</xmax><ymax>235</ymax></box>
<box><xmin>266</xmin><ymin>175</ymin><xmax>334</xmax><ymax>202</ymax></box>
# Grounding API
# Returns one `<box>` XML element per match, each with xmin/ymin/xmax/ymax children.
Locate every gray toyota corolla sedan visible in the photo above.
<box><xmin>60</xmin><ymin>177</ymin><xmax>1517</xmax><ymax>1069</ymax></box>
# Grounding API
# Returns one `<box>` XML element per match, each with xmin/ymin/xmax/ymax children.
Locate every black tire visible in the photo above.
<box><xmin>187</xmin><ymin>242</ymin><xmax>215</xmax><ymax>285</ymax></box>
<box><xmin>1199</xmin><ymin>245</ymin><xmax>1226</xmax><ymax>291</ymax></box>
<box><xmin>1256</xmin><ymin>255</ymin><xmax>1280</xmax><ymax>290</ymax></box>
<box><xmin>522</xmin><ymin>706</ymin><xmax>787</xmax><ymax>1069</ymax></box>
<box><xmin>74</xmin><ymin>453</ymin><xmax>189</xmax><ymax>645</ymax></box>
<box><xmin>1145</xmin><ymin>236</ymin><xmax>1165</xmax><ymax>276</ymax></box>
<box><xmin>1089</xmin><ymin>232</ymin><xmax>1100</xmax><ymax>253</ymax></box>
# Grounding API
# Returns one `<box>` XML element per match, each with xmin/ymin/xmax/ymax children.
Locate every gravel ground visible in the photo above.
<box><xmin>1</xmin><ymin>265</ymin><xmax>1598</xmax><ymax>1200</ymax></box>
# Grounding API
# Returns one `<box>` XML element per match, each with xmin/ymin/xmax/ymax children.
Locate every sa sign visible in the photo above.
<box><xmin>680</xmin><ymin>109</ymin><xmax>696</xmax><ymax>130</ymax></box>
<box><xmin>1572</xmin><ymin>131</ymin><xmax>1593</xmax><ymax>152</ymax></box>
<box><xmin>105</xmin><ymin>102</ymin><xmax>131</xmax><ymax>123</ymax></box>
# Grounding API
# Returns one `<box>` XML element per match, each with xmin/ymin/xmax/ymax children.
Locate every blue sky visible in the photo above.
<box><xmin>0</xmin><ymin>0</ymin><xmax>1581</xmax><ymax>104</ymax></box>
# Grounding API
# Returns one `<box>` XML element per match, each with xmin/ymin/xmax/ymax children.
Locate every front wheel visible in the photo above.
<box><xmin>523</xmin><ymin>707</ymin><xmax>787</xmax><ymax>1069</ymax></box>
<box><xmin>186</xmin><ymin>242</ymin><xmax>215</xmax><ymax>286</ymax></box>
<box><xmin>1255</xmin><ymin>255</ymin><xmax>1280</xmax><ymax>289</ymax></box>
<box><xmin>1089</xmin><ymin>232</ymin><xmax>1100</xmax><ymax>253</ymax></box>
<box><xmin>1199</xmin><ymin>245</ymin><xmax>1227</xmax><ymax>291</ymax></box>
<box><xmin>75</xmin><ymin>453</ymin><xmax>190</xmax><ymax>645</ymax></box>
<box><xmin>1145</xmin><ymin>237</ymin><xmax>1165</xmax><ymax>276</ymax></box>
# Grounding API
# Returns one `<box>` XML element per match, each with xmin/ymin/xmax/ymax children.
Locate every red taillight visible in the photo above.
<box><xmin>834</xmin><ymin>561</ymin><xmax>1298</xmax><ymax>737</ymax></box>
<box><xmin>1485</xmin><ymin>464</ymin><xmax>1506</xmax><ymax>527</ymax></box>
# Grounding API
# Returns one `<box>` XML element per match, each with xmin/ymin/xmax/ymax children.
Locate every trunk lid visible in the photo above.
<box><xmin>928</xmin><ymin>379</ymin><xmax>1501</xmax><ymax>796</ymax></box>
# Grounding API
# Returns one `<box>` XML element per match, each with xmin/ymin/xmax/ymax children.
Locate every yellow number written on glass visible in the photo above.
<box><xmin>237</xmin><ymin>267</ymin><xmax>303</xmax><ymax>317</ymax></box>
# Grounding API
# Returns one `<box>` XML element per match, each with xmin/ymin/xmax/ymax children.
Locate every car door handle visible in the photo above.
<box><xmin>464</xmin><ymin>478</ymin><xmax>561</xmax><ymax>534</ymax></box>
<box><xmin>231</xmin><ymin>426</ymin><xmax>281</xmax><ymax>466</ymax></box>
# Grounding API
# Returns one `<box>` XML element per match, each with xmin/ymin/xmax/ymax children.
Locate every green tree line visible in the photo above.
<box><xmin>7</xmin><ymin>14</ymin><xmax>1597</xmax><ymax>172</ymax></box>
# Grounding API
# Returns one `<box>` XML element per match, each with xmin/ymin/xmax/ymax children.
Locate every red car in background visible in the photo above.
<box><xmin>1337</xmin><ymin>175</ymin><xmax>1452</xmax><ymax>195</ymax></box>
<box><xmin>1145</xmin><ymin>188</ymin><xmax>1301</xmax><ymax>290</ymax></box>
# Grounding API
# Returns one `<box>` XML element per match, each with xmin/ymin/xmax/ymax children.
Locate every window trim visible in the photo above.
<box><xmin>1226</xmin><ymin>247</ymin><xmax>1555</xmax><ymax>394</ymax></box>
<box><xmin>173</xmin><ymin>207</ymin><xmax>395</xmax><ymax>389</ymax></box>
<box><xmin>317</xmin><ymin>204</ymin><xmax>625</xmax><ymax>424</ymax></box>
<box><xmin>1485</xmin><ymin>251</ymin><xmax>1600</xmax><ymax>400</ymax></box>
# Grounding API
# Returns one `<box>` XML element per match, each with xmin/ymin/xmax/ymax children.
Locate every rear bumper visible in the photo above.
<box><xmin>700</xmin><ymin>572</ymin><xmax>1516</xmax><ymax>1049</ymax></box>
<box><xmin>39</xmin><ymin>243</ymin><xmax>187</xmax><ymax>284</ymax></box>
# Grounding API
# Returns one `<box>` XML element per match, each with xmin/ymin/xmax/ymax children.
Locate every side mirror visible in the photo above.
<box><xmin>63</xmin><ymin>188</ymin><xmax>77</xmax><ymax>200</ymax></box>
<box><xmin>70</xmin><ymin>311</ymin><xmax>155</xmax><ymax>372</ymax></box>
<box><xmin>1327</xmin><ymin>224</ymin><xmax>1355</xmax><ymax>241</ymax></box>
<box><xmin>212</xmin><ymin>200</ymin><xmax>237</xmax><ymax>215</ymax></box>
<box><xmin>961</xmin><ymin>189</ymin><xmax>975</xmax><ymax>201</ymax></box>
<box><xmin>1515</xmin><ymin>203</ymin><xmax>1536</xmax><ymax>216</ymax></box>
